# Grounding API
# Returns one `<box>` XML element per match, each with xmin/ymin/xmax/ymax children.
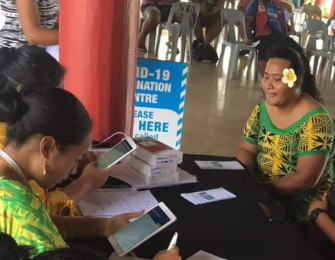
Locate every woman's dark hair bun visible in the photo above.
<box><xmin>0</xmin><ymin>88</ymin><xmax>28</xmax><ymax>124</ymax></box>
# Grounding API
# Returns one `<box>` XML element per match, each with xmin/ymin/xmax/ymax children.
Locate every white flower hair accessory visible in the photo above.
<box><xmin>282</xmin><ymin>68</ymin><xmax>297</xmax><ymax>88</ymax></box>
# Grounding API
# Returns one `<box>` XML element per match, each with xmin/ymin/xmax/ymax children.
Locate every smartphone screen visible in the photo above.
<box><xmin>112</xmin><ymin>206</ymin><xmax>171</xmax><ymax>253</ymax></box>
<box><xmin>96</xmin><ymin>139</ymin><xmax>134</xmax><ymax>169</ymax></box>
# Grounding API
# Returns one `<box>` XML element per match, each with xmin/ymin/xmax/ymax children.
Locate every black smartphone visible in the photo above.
<box><xmin>258</xmin><ymin>202</ymin><xmax>287</xmax><ymax>221</ymax></box>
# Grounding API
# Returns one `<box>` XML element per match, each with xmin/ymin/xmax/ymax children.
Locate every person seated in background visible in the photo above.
<box><xmin>0</xmin><ymin>0</ymin><xmax>59</xmax><ymax>48</ymax></box>
<box><xmin>328</xmin><ymin>14</ymin><xmax>335</xmax><ymax>28</ymax></box>
<box><xmin>328</xmin><ymin>14</ymin><xmax>335</xmax><ymax>41</ymax></box>
<box><xmin>237</xmin><ymin>0</ymin><xmax>250</xmax><ymax>13</ymax></box>
<box><xmin>235</xmin><ymin>47</ymin><xmax>335</xmax><ymax>221</ymax></box>
<box><xmin>238</xmin><ymin>0</ymin><xmax>293</xmax><ymax>17</ymax></box>
<box><xmin>0</xmin><ymin>45</ymin><xmax>109</xmax><ymax>217</ymax></box>
<box><xmin>191</xmin><ymin>0</ymin><xmax>224</xmax><ymax>43</ymax></box>
<box><xmin>0</xmin><ymin>87</ymin><xmax>180</xmax><ymax>260</ymax></box>
<box><xmin>328</xmin><ymin>15</ymin><xmax>335</xmax><ymax>65</ymax></box>
<box><xmin>138</xmin><ymin>0</ymin><xmax>180</xmax><ymax>52</ymax></box>
<box><xmin>237</xmin><ymin>0</ymin><xmax>293</xmax><ymax>40</ymax></box>
<box><xmin>245</xmin><ymin>0</ymin><xmax>288</xmax><ymax>76</ymax></box>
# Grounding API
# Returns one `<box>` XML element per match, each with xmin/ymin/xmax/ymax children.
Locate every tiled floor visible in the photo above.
<box><xmin>139</xmin><ymin>35</ymin><xmax>335</xmax><ymax>157</ymax></box>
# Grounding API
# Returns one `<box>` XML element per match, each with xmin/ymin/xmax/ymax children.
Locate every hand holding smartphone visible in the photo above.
<box><xmin>95</xmin><ymin>136</ymin><xmax>137</xmax><ymax>169</ymax></box>
<box><xmin>108</xmin><ymin>202</ymin><xmax>177</xmax><ymax>256</ymax></box>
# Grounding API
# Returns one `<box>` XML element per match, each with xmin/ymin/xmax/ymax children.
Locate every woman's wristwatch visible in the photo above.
<box><xmin>310</xmin><ymin>208</ymin><xmax>328</xmax><ymax>222</ymax></box>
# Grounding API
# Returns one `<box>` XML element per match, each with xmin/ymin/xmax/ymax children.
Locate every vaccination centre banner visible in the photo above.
<box><xmin>133</xmin><ymin>58</ymin><xmax>188</xmax><ymax>150</ymax></box>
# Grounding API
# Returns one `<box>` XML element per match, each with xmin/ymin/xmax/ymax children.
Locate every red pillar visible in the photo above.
<box><xmin>331</xmin><ymin>0</ymin><xmax>335</xmax><ymax>17</ymax></box>
<box><xmin>314</xmin><ymin>0</ymin><xmax>324</xmax><ymax>7</ymax></box>
<box><xmin>59</xmin><ymin>0</ymin><xmax>139</xmax><ymax>141</ymax></box>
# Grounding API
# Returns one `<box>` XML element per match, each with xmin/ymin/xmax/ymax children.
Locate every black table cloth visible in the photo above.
<box><xmin>67</xmin><ymin>154</ymin><xmax>323</xmax><ymax>260</ymax></box>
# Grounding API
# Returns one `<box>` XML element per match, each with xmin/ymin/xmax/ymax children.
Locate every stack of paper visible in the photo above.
<box><xmin>126</xmin><ymin>137</ymin><xmax>183</xmax><ymax>184</ymax></box>
<box><xmin>78</xmin><ymin>189</ymin><xmax>158</xmax><ymax>217</ymax></box>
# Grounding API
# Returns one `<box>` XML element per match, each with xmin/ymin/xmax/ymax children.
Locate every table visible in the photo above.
<box><xmin>68</xmin><ymin>154</ymin><xmax>323</xmax><ymax>260</ymax></box>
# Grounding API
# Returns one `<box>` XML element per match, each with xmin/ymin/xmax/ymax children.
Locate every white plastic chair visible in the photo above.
<box><xmin>155</xmin><ymin>2</ymin><xmax>200</xmax><ymax>64</ymax></box>
<box><xmin>329</xmin><ymin>19</ymin><xmax>335</xmax><ymax>51</ymax></box>
<box><xmin>329</xmin><ymin>19</ymin><xmax>335</xmax><ymax>83</ymax></box>
<box><xmin>303</xmin><ymin>19</ymin><xmax>334</xmax><ymax>86</ymax></box>
<box><xmin>218</xmin><ymin>9</ymin><xmax>258</xmax><ymax>81</ymax></box>
<box><xmin>294</xmin><ymin>5</ymin><xmax>322</xmax><ymax>45</ymax></box>
<box><xmin>224</xmin><ymin>0</ymin><xmax>235</xmax><ymax>9</ymax></box>
<box><xmin>212</xmin><ymin>1</ymin><xmax>231</xmax><ymax>50</ymax></box>
<box><xmin>212</xmin><ymin>0</ymin><xmax>235</xmax><ymax>49</ymax></box>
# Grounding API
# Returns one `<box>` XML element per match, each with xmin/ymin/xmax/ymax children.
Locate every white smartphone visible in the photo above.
<box><xmin>95</xmin><ymin>136</ymin><xmax>137</xmax><ymax>169</ymax></box>
<box><xmin>108</xmin><ymin>202</ymin><xmax>177</xmax><ymax>256</ymax></box>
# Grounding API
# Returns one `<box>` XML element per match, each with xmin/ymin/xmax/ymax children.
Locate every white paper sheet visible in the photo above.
<box><xmin>195</xmin><ymin>161</ymin><xmax>244</xmax><ymax>170</ymax></box>
<box><xmin>46</xmin><ymin>45</ymin><xmax>59</xmax><ymax>61</ymax></box>
<box><xmin>110</xmin><ymin>164</ymin><xmax>197</xmax><ymax>190</ymax></box>
<box><xmin>250</xmin><ymin>40</ymin><xmax>260</xmax><ymax>47</ymax></box>
<box><xmin>78</xmin><ymin>188</ymin><xmax>158</xmax><ymax>217</ymax></box>
<box><xmin>181</xmin><ymin>187</ymin><xmax>236</xmax><ymax>205</ymax></box>
<box><xmin>186</xmin><ymin>251</ymin><xmax>228</xmax><ymax>260</ymax></box>
<box><xmin>109</xmin><ymin>252</ymin><xmax>148</xmax><ymax>260</ymax></box>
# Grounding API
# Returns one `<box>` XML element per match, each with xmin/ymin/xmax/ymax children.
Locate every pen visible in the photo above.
<box><xmin>167</xmin><ymin>232</ymin><xmax>178</xmax><ymax>251</ymax></box>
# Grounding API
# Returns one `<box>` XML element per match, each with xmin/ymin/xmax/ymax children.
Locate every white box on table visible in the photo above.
<box><xmin>133</xmin><ymin>137</ymin><xmax>183</xmax><ymax>167</ymax></box>
<box><xmin>126</xmin><ymin>155</ymin><xmax>178</xmax><ymax>176</ymax></box>
<box><xmin>130</xmin><ymin>166</ymin><xmax>179</xmax><ymax>184</ymax></box>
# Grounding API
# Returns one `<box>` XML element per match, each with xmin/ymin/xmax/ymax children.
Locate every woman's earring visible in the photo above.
<box><xmin>16</xmin><ymin>85</ymin><xmax>23</xmax><ymax>92</ymax></box>
<box><xmin>43</xmin><ymin>162</ymin><xmax>47</xmax><ymax>176</ymax></box>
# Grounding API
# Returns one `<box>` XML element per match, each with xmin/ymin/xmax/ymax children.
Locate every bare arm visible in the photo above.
<box><xmin>237</xmin><ymin>5</ymin><xmax>246</xmax><ymax>13</ymax></box>
<box><xmin>153</xmin><ymin>248</ymin><xmax>181</xmax><ymax>260</ymax></box>
<box><xmin>315</xmin><ymin>213</ymin><xmax>335</xmax><ymax>245</ymax></box>
<box><xmin>235</xmin><ymin>138</ymin><xmax>258</xmax><ymax>174</ymax></box>
<box><xmin>61</xmin><ymin>162</ymin><xmax>111</xmax><ymax>203</ymax></box>
<box><xmin>263</xmin><ymin>154</ymin><xmax>328</xmax><ymax>197</ymax></box>
<box><xmin>52</xmin><ymin>216</ymin><xmax>108</xmax><ymax>238</ymax></box>
<box><xmin>16</xmin><ymin>0</ymin><xmax>59</xmax><ymax>45</ymax></box>
<box><xmin>52</xmin><ymin>211</ymin><xmax>144</xmax><ymax>239</ymax></box>
<box><xmin>245</xmin><ymin>16</ymin><xmax>254</xmax><ymax>41</ymax></box>
<box><xmin>217</xmin><ymin>0</ymin><xmax>225</xmax><ymax>9</ymax></box>
<box><xmin>308</xmin><ymin>194</ymin><xmax>335</xmax><ymax>245</ymax></box>
<box><xmin>237</xmin><ymin>2</ymin><xmax>247</xmax><ymax>13</ymax></box>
